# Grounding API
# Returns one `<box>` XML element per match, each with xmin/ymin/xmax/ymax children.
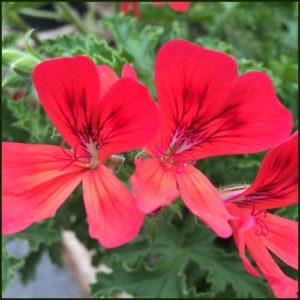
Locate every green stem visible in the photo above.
<box><xmin>19</xmin><ymin>8</ymin><xmax>62</xmax><ymax>20</ymax></box>
<box><xmin>86</xmin><ymin>2</ymin><xmax>97</xmax><ymax>34</ymax></box>
<box><xmin>55</xmin><ymin>2</ymin><xmax>87</xmax><ymax>35</ymax></box>
<box><xmin>9</xmin><ymin>12</ymin><xmax>41</xmax><ymax>46</ymax></box>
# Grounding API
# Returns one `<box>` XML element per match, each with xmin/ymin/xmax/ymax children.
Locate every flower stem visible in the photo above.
<box><xmin>55</xmin><ymin>2</ymin><xmax>87</xmax><ymax>35</ymax></box>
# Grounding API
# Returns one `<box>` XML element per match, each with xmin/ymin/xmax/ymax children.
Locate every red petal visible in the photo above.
<box><xmin>97</xmin><ymin>65</ymin><xmax>119</xmax><ymax>100</ymax></box>
<box><xmin>154</xmin><ymin>40</ymin><xmax>237</xmax><ymax>159</ymax></box>
<box><xmin>245</xmin><ymin>230</ymin><xmax>298</xmax><ymax>298</ymax></box>
<box><xmin>176</xmin><ymin>165</ymin><xmax>233</xmax><ymax>238</ymax></box>
<box><xmin>168</xmin><ymin>2</ymin><xmax>190</xmax><ymax>11</ymax></box>
<box><xmin>82</xmin><ymin>164</ymin><xmax>144</xmax><ymax>248</ymax></box>
<box><xmin>121</xmin><ymin>64</ymin><xmax>138</xmax><ymax>81</ymax></box>
<box><xmin>120</xmin><ymin>2</ymin><xmax>140</xmax><ymax>18</ymax></box>
<box><xmin>243</xmin><ymin>132</ymin><xmax>298</xmax><ymax>210</ymax></box>
<box><xmin>33</xmin><ymin>56</ymin><xmax>101</xmax><ymax>150</ymax></box>
<box><xmin>97</xmin><ymin>78</ymin><xmax>161</xmax><ymax>161</ymax></box>
<box><xmin>2</xmin><ymin>142</ymin><xmax>84</xmax><ymax>234</ymax></box>
<box><xmin>132</xmin><ymin>2</ymin><xmax>141</xmax><ymax>19</ymax></box>
<box><xmin>188</xmin><ymin>71</ymin><xmax>293</xmax><ymax>160</ymax></box>
<box><xmin>131</xmin><ymin>158</ymin><xmax>179</xmax><ymax>213</ymax></box>
<box><xmin>2</xmin><ymin>142</ymin><xmax>84</xmax><ymax>194</ymax></box>
<box><xmin>154</xmin><ymin>40</ymin><xmax>292</xmax><ymax>161</ymax></box>
<box><xmin>98</xmin><ymin>64</ymin><xmax>138</xmax><ymax>100</ymax></box>
<box><xmin>261</xmin><ymin>213</ymin><xmax>298</xmax><ymax>270</ymax></box>
<box><xmin>227</xmin><ymin>203</ymin><xmax>260</xmax><ymax>276</ymax></box>
<box><xmin>119</xmin><ymin>2</ymin><xmax>130</xmax><ymax>13</ymax></box>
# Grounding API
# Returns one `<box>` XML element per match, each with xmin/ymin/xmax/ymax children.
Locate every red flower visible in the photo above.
<box><xmin>11</xmin><ymin>90</ymin><xmax>25</xmax><ymax>101</ymax></box>
<box><xmin>130</xmin><ymin>39</ymin><xmax>293</xmax><ymax>238</ymax></box>
<box><xmin>152</xmin><ymin>2</ymin><xmax>191</xmax><ymax>12</ymax></box>
<box><xmin>119</xmin><ymin>2</ymin><xmax>141</xmax><ymax>19</ymax></box>
<box><xmin>120</xmin><ymin>2</ymin><xmax>190</xmax><ymax>18</ymax></box>
<box><xmin>2</xmin><ymin>56</ymin><xmax>161</xmax><ymax>248</ymax></box>
<box><xmin>221</xmin><ymin>132</ymin><xmax>298</xmax><ymax>298</ymax></box>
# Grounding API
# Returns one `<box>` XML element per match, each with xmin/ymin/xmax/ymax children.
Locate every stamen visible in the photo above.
<box><xmin>255</xmin><ymin>218</ymin><xmax>269</xmax><ymax>236</ymax></box>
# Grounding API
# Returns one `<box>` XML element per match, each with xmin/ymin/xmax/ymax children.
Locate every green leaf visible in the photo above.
<box><xmin>91</xmin><ymin>214</ymin><xmax>272</xmax><ymax>298</ymax></box>
<box><xmin>23</xmin><ymin>29</ymin><xmax>43</xmax><ymax>61</ymax></box>
<box><xmin>144</xmin><ymin>217</ymin><xmax>158</xmax><ymax>246</ymax></box>
<box><xmin>39</xmin><ymin>35</ymin><xmax>127</xmax><ymax>74</ymax></box>
<box><xmin>2</xmin><ymin>238</ymin><xmax>24</xmax><ymax>293</ymax></box>
<box><xmin>19</xmin><ymin>246</ymin><xmax>44</xmax><ymax>284</ymax></box>
<box><xmin>15</xmin><ymin>220</ymin><xmax>60</xmax><ymax>252</ymax></box>
<box><xmin>2</xmin><ymin>49</ymin><xmax>24</xmax><ymax>65</ymax></box>
<box><xmin>276</xmin><ymin>204</ymin><xmax>298</xmax><ymax>221</ymax></box>
<box><xmin>101</xmin><ymin>14</ymin><xmax>163</xmax><ymax>93</ymax></box>
<box><xmin>195</xmin><ymin>37</ymin><xmax>235</xmax><ymax>55</ymax></box>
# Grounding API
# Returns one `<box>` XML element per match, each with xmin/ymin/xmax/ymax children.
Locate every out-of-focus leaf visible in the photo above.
<box><xmin>19</xmin><ymin>246</ymin><xmax>44</xmax><ymax>284</ymax></box>
<box><xmin>15</xmin><ymin>220</ymin><xmax>60</xmax><ymax>252</ymax></box>
<box><xmin>2</xmin><ymin>238</ymin><xmax>24</xmax><ymax>293</ymax></box>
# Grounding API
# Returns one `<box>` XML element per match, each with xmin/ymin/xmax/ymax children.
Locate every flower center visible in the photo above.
<box><xmin>76</xmin><ymin>140</ymin><xmax>100</xmax><ymax>169</ymax></box>
<box><xmin>248</xmin><ymin>196</ymin><xmax>269</xmax><ymax>236</ymax></box>
<box><xmin>157</xmin><ymin>130</ymin><xmax>198</xmax><ymax>173</ymax></box>
<box><xmin>54</xmin><ymin>138</ymin><xmax>100</xmax><ymax>171</ymax></box>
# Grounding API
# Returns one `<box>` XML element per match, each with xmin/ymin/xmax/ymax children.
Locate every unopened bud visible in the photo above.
<box><xmin>2</xmin><ymin>49</ymin><xmax>24</xmax><ymax>65</ymax></box>
<box><xmin>104</xmin><ymin>155</ymin><xmax>125</xmax><ymax>173</ymax></box>
<box><xmin>135</xmin><ymin>151</ymin><xmax>151</xmax><ymax>160</ymax></box>
<box><xmin>218</xmin><ymin>185</ymin><xmax>250</xmax><ymax>203</ymax></box>
<box><xmin>12</xmin><ymin>55</ymin><xmax>40</xmax><ymax>75</ymax></box>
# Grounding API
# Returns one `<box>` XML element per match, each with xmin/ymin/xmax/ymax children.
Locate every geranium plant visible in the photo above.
<box><xmin>2</xmin><ymin>2</ymin><xmax>298</xmax><ymax>298</ymax></box>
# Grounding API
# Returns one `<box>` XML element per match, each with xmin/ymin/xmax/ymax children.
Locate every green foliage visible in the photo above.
<box><xmin>2</xmin><ymin>238</ymin><xmax>24</xmax><ymax>293</ymax></box>
<box><xmin>91</xmin><ymin>213</ymin><xmax>272</xmax><ymax>298</ymax></box>
<box><xmin>15</xmin><ymin>220</ymin><xmax>60</xmax><ymax>252</ymax></box>
<box><xmin>19</xmin><ymin>246</ymin><xmax>44</xmax><ymax>284</ymax></box>
<box><xmin>101</xmin><ymin>14</ymin><xmax>163</xmax><ymax>94</ymax></box>
<box><xmin>39</xmin><ymin>35</ymin><xmax>128</xmax><ymax>74</ymax></box>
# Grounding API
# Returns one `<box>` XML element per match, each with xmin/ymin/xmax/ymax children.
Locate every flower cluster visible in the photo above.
<box><xmin>2</xmin><ymin>40</ymin><xmax>298</xmax><ymax>298</ymax></box>
<box><xmin>120</xmin><ymin>2</ymin><xmax>191</xmax><ymax>19</ymax></box>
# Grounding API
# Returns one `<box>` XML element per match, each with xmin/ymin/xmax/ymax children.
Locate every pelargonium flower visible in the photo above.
<box><xmin>220</xmin><ymin>132</ymin><xmax>298</xmax><ymax>298</ymax></box>
<box><xmin>120</xmin><ymin>2</ymin><xmax>190</xmax><ymax>18</ymax></box>
<box><xmin>151</xmin><ymin>2</ymin><xmax>191</xmax><ymax>12</ymax></box>
<box><xmin>2</xmin><ymin>56</ymin><xmax>160</xmax><ymax>248</ymax></box>
<box><xmin>120</xmin><ymin>2</ymin><xmax>141</xmax><ymax>19</ymax></box>
<box><xmin>131</xmin><ymin>39</ymin><xmax>293</xmax><ymax>238</ymax></box>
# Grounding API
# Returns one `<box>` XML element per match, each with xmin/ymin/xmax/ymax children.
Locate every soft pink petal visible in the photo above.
<box><xmin>121</xmin><ymin>63</ymin><xmax>138</xmax><ymax>81</ymax></box>
<box><xmin>82</xmin><ymin>164</ymin><xmax>144</xmax><ymax>248</ymax></box>
<box><xmin>260</xmin><ymin>213</ymin><xmax>298</xmax><ymax>270</ymax></box>
<box><xmin>245</xmin><ymin>230</ymin><xmax>298</xmax><ymax>298</ymax></box>
<box><xmin>131</xmin><ymin>158</ymin><xmax>179</xmax><ymax>213</ymax></box>
<box><xmin>2</xmin><ymin>142</ymin><xmax>84</xmax><ymax>234</ymax></box>
<box><xmin>97</xmin><ymin>65</ymin><xmax>119</xmax><ymax>100</ymax></box>
<box><xmin>227</xmin><ymin>203</ymin><xmax>260</xmax><ymax>276</ymax></box>
<box><xmin>176</xmin><ymin>165</ymin><xmax>233</xmax><ymax>238</ymax></box>
<box><xmin>243</xmin><ymin>132</ymin><xmax>298</xmax><ymax>210</ymax></box>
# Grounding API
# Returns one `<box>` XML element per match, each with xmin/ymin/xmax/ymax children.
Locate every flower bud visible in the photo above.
<box><xmin>2</xmin><ymin>49</ymin><xmax>24</xmax><ymax>65</ymax></box>
<box><xmin>104</xmin><ymin>155</ymin><xmax>125</xmax><ymax>173</ymax></box>
<box><xmin>11</xmin><ymin>55</ymin><xmax>40</xmax><ymax>75</ymax></box>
